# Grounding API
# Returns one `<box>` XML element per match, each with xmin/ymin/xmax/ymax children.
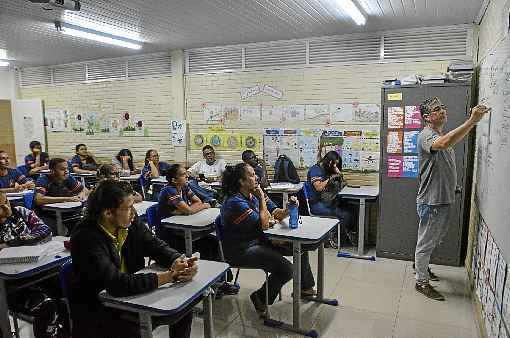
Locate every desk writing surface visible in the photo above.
<box><xmin>151</xmin><ymin>177</ymin><xmax>167</xmax><ymax>184</ymax></box>
<box><xmin>161</xmin><ymin>208</ymin><xmax>220</xmax><ymax>227</ymax></box>
<box><xmin>338</xmin><ymin>186</ymin><xmax>379</xmax><ymax>199</ymax></box>
<box><xmin>71</xmin><ymin>172</ymin><xmax>95</xmax><ymax>177</ymax></box>
<box><xmin>99</xmin><ymin>260</ymin><xmax>229</xmax><ymax>315</ymax></box>
<box><xmin>264</xmin><ymin>216</ymin><xmax>337</xmax><ymax>242</ymax></box>
<box><xmin>267</xmin><ymin>182</ymin><xmax>303</xmax><ymax>192</ymax></box>
<box><xmin>42</xmin><ymin>201</ymin><xmax>83</xmax><ymax>209</ymax></box>
<box><xmin>0</xmin><ymin>237</ymin><xmax>70</xmax><ymax>278</ymax></box>
<box><xmin>120</xmin><ymin>174</ymin><xmax>141</xmax><ymax>181</ymax></box>
<box><xmin>133</xmin><ymin>201</ymin><xmax>157</xmax><ymax>216</ymax></box>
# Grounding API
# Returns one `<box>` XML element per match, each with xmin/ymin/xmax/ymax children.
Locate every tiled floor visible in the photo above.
<box><xmin>12</xmin><ymin>248</ymin><xmax>481</xmax><ymax>338</ymax></box>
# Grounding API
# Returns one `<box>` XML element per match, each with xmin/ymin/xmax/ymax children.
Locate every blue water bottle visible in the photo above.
<box><xmin>288</xmin><ymin>200</ymin><xmax>299</xmax><ymax>229</ymax></box>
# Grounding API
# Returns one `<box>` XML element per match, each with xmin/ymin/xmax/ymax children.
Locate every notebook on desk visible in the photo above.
<box><xmin>0</xmin><ymin>241</ymin><xmax>64</xmax><ymax>264</ymax></box>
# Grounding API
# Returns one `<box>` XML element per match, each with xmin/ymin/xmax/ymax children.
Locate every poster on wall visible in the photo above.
<box><xmin>284</xmin><ymin>105</ymin><xmax>305</xmax><ymax>121</ymax></box>
<box><xmin>240</xmin><ymin>106</ymin><xmax>261</xmax><ymax>121</ymax></box>
<box><xmin>240</xmin><ymin>85</ymin><xmax>261</xmax><ymax>100</ymax></box>
<box><xmin>388</xmin><ymin>107</ymin><xmax>404</xmax><ymax>129</ymax></box>
<box><xmin>226</xmin><ymin>134</ymin><xmax>242</xmax><ymax>150</ymax></box>
<box><xmin>387</xmin><ymin>155</ymin><xmax>403</xmax><ymax>177</ymax></box>
<box><xmin>263</xmin><ymin>134</ymin><xmax>282</xmax><ymax>165</ymax></box>
<box><xmin>202</xmin><ymin>104</ymin><xmax>224</xmax><ymax>122</ymax></box>
<box><xmin>71</xmin><ymin>113</ymin><xmax>84</xmax><ymax>132</ymax></box>
<box><xmin>342</xmin><ymin>151</ymin><xmax>361</xmax><ymax>170</ymax></box>
<box><xmin>305</xmin><ymin>105</ymin><xmax>330</xmax><ymax>122</ymax></box>
<box><xmin>242</xmin><ymin>134</ymin><xmax>261</xmax><ymax>151</ymax></box>
<box><xmin>405</xmin><ymin>105</ymin><xmax>422</xmax><ymax>129</ymax></box>
<box><xmin>402</xmin><ymin>156</ymin><xmax>419</xmax><ymax>178</ymax></box>
<box><xmin>46</xmin><ymin>109</ymin><xmax>69</xmax><ymax>132</ymax></box>
<box><xmin>170</xmin><ymin>120</ymin><xmax>186</xmax><ymax>146</ymax></box>
<box><xmin>361</xmin><ymin>152</ymin><xmax>380</xmax><ymax>172</ymax></box>
<box><xmin>223</xmin><ymin>106</ymin><xmax>240</xmax><ymax>122</ymax></box>
<box><xmin>387</xmin><ymin>131</ymin><xmax>403</xmax><ymax>154</ymax></box>
<box><xmin>261</xmin><ymin>105</ymin><xmax>283</xmax><ymax>121</ymax></box>
<box><xmin>298</xmin><ymin>135</ymin><xmax>319</xmax><ymax>168</ymax></box>
<box><xmin>330</xmin><ymin>104</ymin><xmax>353</xmax><ymax>122</ymax></box>
<box><xmin>85</xmin><ymin>112</ymin><xmax>99</xmax><ymax>135</ymax></box>
<box><xmin>262</xmin><ymin>84</ymin><xmax>283</xmax><ymax>99</ymax></box>
<box><xmin>403</xmin><ymin>131</ymin><xmax>419</xmax><ymax>153</ymax></box>
<box><xmin>353</xmin><ymin>103</ymin><xmax>380</xmax><ymax>122</ymax></box>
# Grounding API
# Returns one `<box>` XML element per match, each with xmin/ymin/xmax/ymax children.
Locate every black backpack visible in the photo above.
<box><xmin>273</xmin><ymin>155</ymin><xmax>300</xmax><ymax>184</ymax></box>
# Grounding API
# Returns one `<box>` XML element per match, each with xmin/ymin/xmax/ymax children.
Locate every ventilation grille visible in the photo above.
<box><xmin>18</xmin><ymin>53</ymin><xmax>172</xmax><ymax>87</ymax></box>
<box><xmin>245</xmin><ymin>41</ymin><xmax>306</xmax><ymax>68</ymax></box>
<box><xmin>53</xmin><ymin>64</ymin><xmax>86</xmax><ymax>84</ymax></box>
<box><xmin>19</xmin><ymin>68</ymin><xmax>52</xmax><ymax>87</ymax></box>
<box><xmin>128</xmin><ymin>53</ymin><xmax>172</xmax><ymax>78</ymax></box>
<box><xmin>384</xmin><ymin>27</ymin><xmax>468</xmax><ymax>60</ymax></box>
<box><xmin>187</xmin><ymin>47</ymin><xmax>242</xmax><ymax>73</ymax></box>
<box><xmin>309</xmin><ymin>35</ymin><xmax>380</xmax><ymax>64</ymax></box>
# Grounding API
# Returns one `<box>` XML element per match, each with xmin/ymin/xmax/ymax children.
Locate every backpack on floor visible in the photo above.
<box><xmin>273</xmin><ymin>155</ymin><xmax>300</xmax><ymax>184</ymax></box>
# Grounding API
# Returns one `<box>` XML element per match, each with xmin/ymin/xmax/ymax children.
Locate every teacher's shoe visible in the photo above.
<box><xmin>413</xmin><ymin>263</ymin><xmax>439</xmax><ymax>281</ymax></box>
<box><xmin>415</xmin><ymin>282</ymin><xmax>445</xmax><ymax>301</ymax></box>
<box><xmin>250</xmin><ymin>291</ymin><xmax>269</xmax><ymax>319</ymax></box>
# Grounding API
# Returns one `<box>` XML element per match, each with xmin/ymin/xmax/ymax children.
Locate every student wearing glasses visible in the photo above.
<box><xmin>0</xmin><ymin>150</ymin><xmax>35</xmax><ymax>193</ymax></box>
<box><xmin>97</xmin><ymin>164</ymin><xmax>143</xmax><ymax>203</ymax></box>
<box><xmin>186</xmin><ymin>145</ymin><xmax>225</xmax><ymax>203</ymax></box>
<box><xmin>70</xmin><ymin>180</ymin><xmax>198</xmax><ymax>338</ymax></box>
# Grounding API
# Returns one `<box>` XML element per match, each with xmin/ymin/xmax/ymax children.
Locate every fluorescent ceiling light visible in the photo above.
<box><xmin>0</xmin><ymin>61</ymin><xmax>9</xmax><ymax>67</ymax></box>
<box><xmin>335</xmin><ymin>0</ymin><xmax>366</xmax><ymax>26</ymax></box>
<box><xmin>63</xmin><ymin>12</ymin><xmax>142</xmax><ymax>42</ymax></box>
<box><xmin>61</xmin><ymin>23</ymin><xmax>142</xmax><ymax>50</ymax></box>
<box><xmin>0</xmin><ymin>49</ymin><xmax>7</xmax><ymax>59</ymax></box>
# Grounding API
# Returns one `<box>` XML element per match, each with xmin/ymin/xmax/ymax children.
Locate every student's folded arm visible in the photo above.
<box><xmin>73</xmin><ymin>234</ymin><xmax>158</xmax><ymax>297</ymax></box>
<box><xmin>34</xmin><ymin>192</ymin><xmax>70</xmax><ymax>205</ymax></box>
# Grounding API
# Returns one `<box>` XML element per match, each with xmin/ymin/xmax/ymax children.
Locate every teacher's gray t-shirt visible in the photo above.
<box><xmin>416</xmin><ymin>126</ymin><xmax>457</xmax><ymax>205</ymax></box>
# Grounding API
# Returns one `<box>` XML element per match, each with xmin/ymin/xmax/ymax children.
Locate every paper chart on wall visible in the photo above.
<box><xmin>361</xmin><ymin>152</ymin><xmax>380</xmax><ymax>172</ymax></box>
<box><xmin>223</xmin><ymin>106</ymin><xmax>240</xmax><ymax>122</ymax></box>
<box><xmin>298</xmin><ymin>136</ymin><xmax>319</xmax><ymax>168</ymax></box>
<box><xmin>353</xmin><ymin>103</ymin><xmax>380</xmax><ymax>122</ymax></box>
<box><xmin>330</xmin><ymin>104</ymin><xmax>354</xmax><ymax>122</ymax></box>
<box><xmin>284</xmin><ymin>105</ymin><xmax>305</xmax><ymax>121</ymax></box>
<box><xmin>203</xmin><ymin>104</ymin><xmax>224</xmax><ymax>122</ymax></box>
<box><xmin>240</xmin><ymin>106</ymin><xmax>261</xmax><ymax>121</ymax></box>
<box><xmin>342</xmin><ymin>151</ymin><xmax>360</xmax><ymax>170</ymax></box>
<box><xmin>45</xmin><ymin>109</ymin><xmax>69</xmax><ymax>132</ymax></box>
<box><xmin>403</xmin><ymin>131</ymin><xmax>419</xmax><ymax>153</ymax></box>
<box><xmin>387</xmin><ymin>131</ymin><xmax>403</xmax><ymax>154</ymax></box>
<box><xmin>170</xmin><ymin>120</ymin><xmax>187</xmax><ymax>146</ymax></box>
<box><xmin>387</xmin><ymin>155</ymin><xmax>403</xmax><ymax>177</ymax></box>
<box><xmin>263</xmin><ymin>135</ymin><xmax>282</xmax><ymax>165</ymax></box>
<box><xmin>402</xmin><ymin>156</ymin><xmax>419</xmax><ymax>178</ymax></box>
<box><xmin>305</xmin><ymin>105</ymin><xmax>330</xmax><ymax>122</ymax></box>
<box><xmin>405</xmin><ymin>105</ymin><xmax>422</xmax><ymax>129</ymax></box>
<box><xmin>388</xmin><ymin>107</ymin><xmax>404</xmax><ymax>129</ymax></box>
<box><xmin>261</xmin><ymin>105</ymin><xmax>283</xmax><ymax>121</ymax></box>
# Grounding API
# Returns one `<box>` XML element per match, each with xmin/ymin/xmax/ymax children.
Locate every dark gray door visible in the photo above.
<box><xmin>377</xmin><ymin>84</ymin><xmax>471</xmax><ymax>266</ymax></box>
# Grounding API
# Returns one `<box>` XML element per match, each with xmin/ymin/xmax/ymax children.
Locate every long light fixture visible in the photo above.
<box><xmin>59</xmin><ymin>22</ymin><xmax>142</xmax><ymax>50</ymax></box>
<box><xmin>0</xmin><ymin>49</ymin><xmax>9</xmax><ymax>67</ymax></box>
<box><xmin>0</xmin><ymin>61</ymin><xmax>9</xmax><ymax>67</ymax></box>
<box><xmin>335</xmin><ymin>0</ymin><xmax>366</xmax><ymax>26</ymax></box>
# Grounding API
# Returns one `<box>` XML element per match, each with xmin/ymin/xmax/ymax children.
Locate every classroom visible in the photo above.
<box><xmin>0</xmin><ymin>0</ymin><xmax>508</xmax><ymax>337</ymax></box>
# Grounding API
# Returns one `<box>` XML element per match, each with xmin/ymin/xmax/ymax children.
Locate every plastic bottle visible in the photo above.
<box><xmin>288</xmin><ymin>200</ymin><xmax>299</xmax><ymax>229</ymax></box>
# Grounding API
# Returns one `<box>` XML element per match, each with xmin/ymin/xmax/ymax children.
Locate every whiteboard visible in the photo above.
<box><xmin>10</xmin><ymin>99</ymin><xmax>45</xmax><ymax>165</ymax></box>
<box><xmin>476</xmin><ymin>34</ymin><xmax>510</xmax><ymax>263</ymax></box>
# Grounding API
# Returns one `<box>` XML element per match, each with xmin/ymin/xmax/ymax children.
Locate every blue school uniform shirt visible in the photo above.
<box><xmin>141</xmin><ymin>161</ymin><xmax>171</xmax><ymax>181</ymax></box>
<box><xmin>35</xmin><ymin>174</ymin><xmax>83</xmax><ymax>197</ymax></box>
<box><xmin>220</xmin><ymin>193</ymin><xmax>278</xmax><ymax>250</ymax></box>
<box><xmin>25</xmin><ymin>152</ymin><xmax>49</xmax><ymax>173</ymax></box>
<box><xmin>0</xmin><ymin>168</ymin><xmax>31</xmax><ymax>189</ymax></box>
<box><xmin>158</xmin><ymin>184</ymin><xmax>196</xmax><ymax>220</ymax></box>
<box><xmin>307</xmin><ymin>164</ymin><xmax>328</xmax><ymax>203</ymax></box>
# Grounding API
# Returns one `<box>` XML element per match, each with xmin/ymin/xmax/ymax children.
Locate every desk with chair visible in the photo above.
<box><xmin>70</xmin><ymin>172</ymin><xmax>96</xmax><ymax>187</ymax></box>
<box><xmin>0</xmin><ymin>237</ymin><xmax>70</xmax><ymax>338</ymax></box>
<box><xmin>134</xmin><ymin>201</ymin><xmax>157</xmax><ymax>217</ymax></box>
<box><xmin>41</xmin><ymin>202</ymin><xmax>84</xmax><ymax>236</ymax></box>
<box><xmin>263</xmin><ymin>216</ymin><xmax>339</xmax><ymax>337</ymax></box>
<box><xmin>5</xmin><ymin>191</ymin><xmax>33</xmax><ymax>208</ymax></box>
<box><xmin>160</xmin><ymin>208</ymin><xmax>219</xmax><ymax>257</ymax></box>
<box><xmin>266</xmin><ymin>182</ymin><xmax>303</xmax><ymax>208</ymax></box>
<box><xmin>99</xmin><ymin>260</ymin><xmax>230</xmax><ymax>338</ymax></box>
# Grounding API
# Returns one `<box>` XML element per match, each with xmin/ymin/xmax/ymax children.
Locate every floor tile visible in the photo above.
<box><xmin>394</xmin><ymin>317</ymin><xmax>477</xmax><ymax>338</ymax></box>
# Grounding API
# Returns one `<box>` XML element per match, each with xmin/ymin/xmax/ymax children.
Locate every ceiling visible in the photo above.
<box><xmin>0</xmin><ymin>0</ymin><xmax>483</xmax><ymax>67</ymax></box>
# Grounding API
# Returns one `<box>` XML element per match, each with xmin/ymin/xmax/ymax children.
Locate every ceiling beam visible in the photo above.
<box><xmin>474</xmin><ymin>0</ymin><xmax>491</xmax><ymax>25</ymax></box>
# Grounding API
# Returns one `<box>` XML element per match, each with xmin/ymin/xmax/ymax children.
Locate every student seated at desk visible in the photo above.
<box><xmin>0</xmin><ymin>191</ymin><xmax>51</xmax><ymax>248</ymax></box>
<box><xmin>70</xmin><ymin>143</ymin><xmax>99</xmax><ymax>174</ymax></box>
<box><xmin>97</xmin><ymin>164</ymin><xmax>143</xmax><ymax>203</ymax></box>
<box><xmin>307</xmin><ymin>151</ymin><xmax>357</xmax><ymax>245</ymax></box>
<box><xmin>25</xmin><ymin>140</ymin><xmax>49</xmax><ymax>177</ymax></box>
<box><xmin>142</xmin><ymin>149</ymin><xmax>171</xmax><ymax>180</ymax></box>
<box><xmin>220</xmin><ymin>163</ymin><xmax>316</xmax><ymax>318</ymax></box>
<box><xmin>70</xmin><ymin>180</ymin><xmax>198</xmax><ymax>338</ymax></box>
<box><xmin>35</xmin><ymin>158</ymin><xmax>89</xmax><ymax>234</ymax></box>
<box><xmin>112</xmin><ymin>148</ymin><xmax>140</xmax><ymax>177</ymax></box>
<box><xmin>0</xmin><ymin>150</ymin><xmax>35</xmax><ymax>193</ymax></box>
<box><xmin>186</xmin><ymin>145</ymin><xmax>225</xmax><ymax>203</ymax></box>
<box><xmin>242</xmin><ymin>149</ymin><xmax>269</xmax><ymax>189</ymax></box>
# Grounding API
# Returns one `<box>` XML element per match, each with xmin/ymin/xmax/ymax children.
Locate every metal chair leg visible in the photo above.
<box><xmin>233</xmin><ymin>268</ymin><xmax>241</xmax><ymax>285</ymax></box>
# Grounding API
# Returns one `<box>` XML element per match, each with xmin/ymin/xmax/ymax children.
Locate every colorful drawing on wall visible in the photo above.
<box><xmin>402</xmin><ymin>156</ymin><xmax>419</xmax><ymax>178</ymax></box>
<box><xmin>226</xmin><ymin>134</ymin><xmax>241</xmax><ymax>150</ymax></box>
<box><xmin>330</xmin><ymin>104</ymin><xmax>353</xmax><ymax>122</ymax></box>
<box><xmin>305</xmin><ymin>105</ymin><xmax>330</xmax><ymax>122</ymax></box>
<box><xmin>120</xmin><ymin>111</ymin><xmax>134</xmax><ymax>131</ymax></box>
<box><xmin>240</xmin><ymin>106</ymin><xmax>261</xmax><ymax>121</ymax></box>
<box><xmin>191</xmin><ymin>133</ymin><xmax>206</xmax><ymax>149</ymax></box>
<box><xmin>46</xmin><ymin>109</ymin><xmax>69</xmax><ymax>132</ymax></box>
<box><xmin>208</xmin><ymin>133</ymin><xmax>223</xmax><ymax>148</ymax></box>
<box><xmin>403</xmin><ymin>131</ymin><xmax>419</xmax><ymax>153</ymax></box>
<box><xmin>353</xmin><ymin>103</ymin><xmax>381</xmax><ymax>122</ymax></box>
<box><xmin>242</xmin><ymin>134</ymin><xmax>261</xmax><ymax>151</ymax></box>
<box><xmin>387</xmin><ymin>131</ymin><xmax>403</xmax><ymax>154</ymax></box>
<box><xmin>261</xmin><ymin>105</ymin><xmax>283</xmax><ymax>121</ymax></box>
<box><xmin>110</xmin><ymin>119</ymin><xmax>120</xmax><ymax>135</ymax></box>
<box><xmin>388</xmin><ymin>107</ymin><xmax>404</xmax><ymax>129</ymax></box>
<box><xmin>361</xmin><ymin>152</ymin><xmax>380</xmax><ymax>172</ymax></box>
<box><xmin>71</xmin><ymin>113</ymin><xmax>84</xmax><ymax>132</ymax></box>
<box><xmin>202</xmin><ymin>104</ymin><xmax>224</xmax><ymax>122</ymax></box>
<box><xmin>170</xmin><ymin>120</ymin><xmax>186</xmax><ymax>146</ymax></box>
<box><xmin>223</xmin><ymin>106</ymin><xmax>240</xmax><ymax>122</ymax></box>
<box><xmin>284</xmin><ymin>105</ymin><xmax>305</xmax><ymax>121</ymax></box>
<box><xmin>405</xmin><ymin>105</ymin><xmax>422</xmax><ymax>129</ymax></box>
<box><xmin>387</xmin><ymin>155</ymin><xmax>403</xmax><ymax>177</ymax></box>
<box><xmin>84</xmin><ymin>112</ymin><xmax>99</xmax><ymax>135</ymax></box>
<box><xmin>342</xmin><ymin>151</ymin><xmax>361</xmax><ymax>170</ymax></box>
